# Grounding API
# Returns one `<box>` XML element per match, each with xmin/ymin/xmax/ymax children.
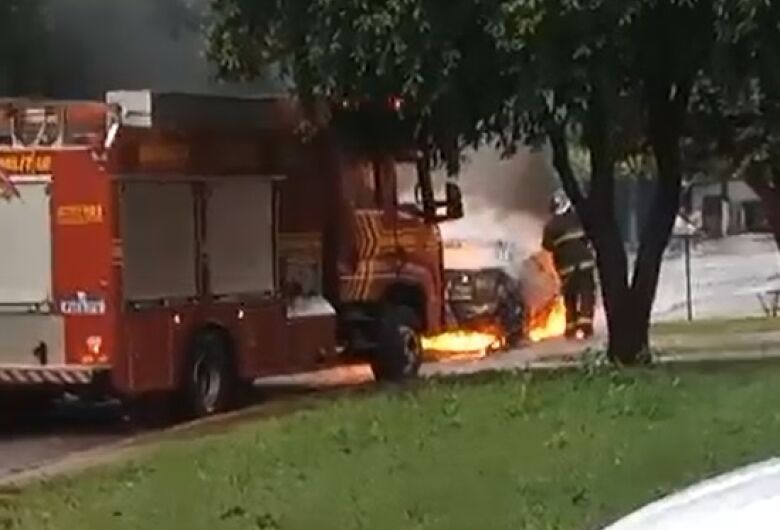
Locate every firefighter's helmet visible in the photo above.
<box><xmin>550</xmin><ymin>190</ymin><xmax>572</xmax><ymax>215</ymax></box>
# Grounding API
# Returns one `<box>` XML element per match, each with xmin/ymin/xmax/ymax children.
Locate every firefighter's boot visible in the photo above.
<box><xmin>577</xmin><ymin>321</ymin><xmax>594</xmax><ymax>340</ymax></box>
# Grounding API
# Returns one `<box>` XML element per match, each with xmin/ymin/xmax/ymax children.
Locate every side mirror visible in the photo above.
<box><xmin>445</xmin><ymin>182</ymin><xmax>464</xmax><ymax>220</ymax></box>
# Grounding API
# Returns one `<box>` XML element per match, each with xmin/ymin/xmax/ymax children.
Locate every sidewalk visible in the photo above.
<box><xmin>654</xmin><ymin>329</ymin><xmax>780</xmax><ymax>356</ymax></box>
<box><xmin>524</xmin><ymin>326</ymin><xmax>780</xmax><ymax>371</ymax></box>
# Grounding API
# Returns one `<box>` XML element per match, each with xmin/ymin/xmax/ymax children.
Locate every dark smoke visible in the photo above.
<box><xmin>38</xmin><ymin>0</ymin><xmax>560</xmax><ymax>233</ymax></box>
<box><xmin>45</xmin><ymin>0</ymin><xmax>278</xmax><ymax>99</ymax></box>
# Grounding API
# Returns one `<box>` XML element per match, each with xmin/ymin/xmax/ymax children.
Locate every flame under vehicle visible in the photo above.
<box><xmin>0</xmin><ymin>91</ymin><xmax>463</xmax><ymax>419</ymax></box>
<box><xmin>440</xmin><ymin>239</ymin><xmax>566</xmax><ymax>351</ymax></box>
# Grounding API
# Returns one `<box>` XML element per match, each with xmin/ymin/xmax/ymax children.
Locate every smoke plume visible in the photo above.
<box><xmin>437</xmin><ymin>146</ymin><xmax>557</xmax><ymax>259</ymax></box>
<box><xmin>45</xmin><ymin>0</ymin><xmax>277</xmax><ymax>99</ymax></box>
<box><xmin>397</xmin><ymin>144</ymin><xmax>559</xmax><ymax>264</ymax></box>
<box><xmin>417</xmin><ymin>146</ymin><xmax>562</xmax><ymax>314</ymax></box>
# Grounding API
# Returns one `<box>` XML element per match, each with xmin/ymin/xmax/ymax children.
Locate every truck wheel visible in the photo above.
<box><xmin>371</xmin><ymin>306</ymin><xmax>423</xmax><ymax>382</ymax></box>
<box><xmin>183</xmin><ymin>330</ymin><xmax>234</xmax><ymax>417</ymax></box>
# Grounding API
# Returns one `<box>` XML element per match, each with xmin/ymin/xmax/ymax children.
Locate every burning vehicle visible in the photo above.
<box><xmin>519</xmin><ymin>250</ymin><xmax>568</xmax><ymax>342</ymax></box>
<box><xmin>421</xmin><ymin>238</ymin><xmax>567</xmax><ymax>359</ymax></box>
<box><xmin>428</xmin><ymin>239</ymin><xmax>526</xmax><ymax>357</ymax></box>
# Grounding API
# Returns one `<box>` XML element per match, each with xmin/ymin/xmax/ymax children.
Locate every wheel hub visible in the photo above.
<box><xmin>193</xmin><ymin>354</ymin><xmax>222</xmax><ymax>413</ymax></box>
<box><xmin>399</xmin><ymin>326</ymin><xmax>421</xmax><ymax>374</ymax></box>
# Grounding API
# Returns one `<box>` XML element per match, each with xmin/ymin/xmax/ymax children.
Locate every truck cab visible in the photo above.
<box><xmin>276</xmin><ymin>111</ymin><xmax>464</xmax><ymax>380</ymax></box>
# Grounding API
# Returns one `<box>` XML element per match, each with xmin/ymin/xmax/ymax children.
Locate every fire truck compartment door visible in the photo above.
<box><xmin>0</xmin><ymin>181</ymin><xmax>53</xmax><ymax>305</ymax></box>
<box><xmin>0</xmin><ymin>315</ymin><xmax>65</xmax><ymax>365</ymax></box>
<box><xmin>120</xmin><ymin>181</ymin><xmax>197</xmax><ymax>301</ymax></box>
<box><xmin>206</xmin><ymin>177</ymin><xmax>275</xmax><ymax>296</ymax></box>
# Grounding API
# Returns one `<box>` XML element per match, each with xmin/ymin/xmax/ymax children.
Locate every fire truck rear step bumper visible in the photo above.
<box><xmin>0</xmin><ymin>365</ymin><xmax>108</xmax><ymax>387</ymax></box>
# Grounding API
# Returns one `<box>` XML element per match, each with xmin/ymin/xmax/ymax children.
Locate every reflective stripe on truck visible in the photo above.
<box><xmin>0</xmin><ymin>365</ymin><xmax>105</xmax><ymax>386</ymax></box>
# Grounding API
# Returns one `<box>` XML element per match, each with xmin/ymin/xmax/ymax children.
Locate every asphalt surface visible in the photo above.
<box><xmin>0</xmin><ymin>402</ymin><xmax>128</xmax><ymax>479</ymax></box>
<box><xmin>0</xmin><ymin>336</ymin><xmax>600</xmax><ymax>482</ymax></box>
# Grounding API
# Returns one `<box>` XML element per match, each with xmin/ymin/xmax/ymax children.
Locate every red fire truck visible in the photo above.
<box><xmin>0</xmin><ymin>91</ymin><xmax>463</xmax><ymax>419</ymax></box>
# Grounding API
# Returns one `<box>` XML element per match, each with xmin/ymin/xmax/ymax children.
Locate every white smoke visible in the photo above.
<box><xmin>441</xmin><ymin>210</ymin><xmax>543</xmax><ymax>267</ymax></box>
<box><xmin>435</xmin><ymin>146</ymin><xmax>556</xmax><ymax>271</ymax></box>
<box><xmin>432</xmin><ymin>145</ymin><xmax>561</xmax><ymax>315</ymax></box>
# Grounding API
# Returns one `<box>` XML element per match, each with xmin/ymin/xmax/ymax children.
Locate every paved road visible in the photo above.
<box><xmin>0</xmin><ymin>403</ymin><xmax>128</xmax><ymax>480</ymax></box>
<box><xmin>0</xmin><ymin>336</ymin><xmax>600</xmax><ymax>482</ymax></box>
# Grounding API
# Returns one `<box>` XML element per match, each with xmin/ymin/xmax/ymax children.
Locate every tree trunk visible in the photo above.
<box><xmin>550</xmin><ymin>113</ymin><xmax>640</xmax><ymax>364</ymax></box>
<box><xmin>626</xmin><ymin>82</ymin><xmax>687</xmax><ymax>361</ymax></box>
<box><xmin>595</xmin><ymin>232</ymin><xmax>641</xmax><ymax>363</ymax></box>
<box><xmin>764</xmin><ymin>193</ymin><xmax>780</xmax><ymax>252</ymax></box>
<box><xmin>549</xmin><ymin>81</ymin><xmax>688</xmax><ymax>365</ymax></box>
<box><xmin>744</xmin><ymin>168</ymin><xmax>780</xmax><ymax>254</ymax></box>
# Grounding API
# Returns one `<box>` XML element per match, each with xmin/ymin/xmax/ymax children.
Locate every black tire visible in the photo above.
<box><xmin>371</xmin><ymin>306</ymin><xmax>423</xmax><ymax>382</ymax></box>
<box><xmin>183</xmin><ymin>330</ymin><xmax>235</xmax><ymax>418</ymax></box>
<box><xmin>504</xmin><ymin>301</ymin><xmax>527</xmax><ymax>348</ymax></box>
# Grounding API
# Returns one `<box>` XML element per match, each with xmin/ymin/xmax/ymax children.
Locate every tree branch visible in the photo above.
<box><xmin>631</xmin><ymin>83</ymin><xmax>685</xmax><ymax>307</ymax></box>
<box><xmin>744</xmin><ymin>164</ymin><xmax>771</xmax><ymax>197</ymax></box>
<box><xmin>549</xmin><ymin>124</ymin><xmax>586</xmax><ymax>207</ymax></box>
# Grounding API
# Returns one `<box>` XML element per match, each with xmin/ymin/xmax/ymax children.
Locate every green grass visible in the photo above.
<box><xmin>651</xmin><ymin>316</ymin><xmax>780</xmax><ymax>356</ymax></box>
<box><xmin>5</xmin><ymin>368</ymin><xmax>780</xmax><ymax>530</ymax></box>
<box><xmin>652</xmin><ymin>316</ymin><xmax>780</xmax><ymax>336</ymax></box>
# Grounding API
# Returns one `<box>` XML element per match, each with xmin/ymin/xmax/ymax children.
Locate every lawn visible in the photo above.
<box><xmin>652</xmin><ymin>316</ymin><xmax>780</xmax><ymax>336</ymax></box>
<box><xmin>651</xmin><ymin>317</ymin><xmax>780</xmax><ymax>356</ymax></box>
<box><xmin>4</xmin><ymin>367</ymin><xmax>780</xmax><ymax>530</ymax></box>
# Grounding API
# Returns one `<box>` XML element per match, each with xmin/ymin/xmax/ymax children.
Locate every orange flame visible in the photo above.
<box><xmin>528</xmin><ymin>296</ymin><xmax>567</xmax><ymax>343</ymax></box>
<box><xmin>422</xmin><ymin>296</ymin><xmax>568</xmax><ymax>361</ymax></box>
<box><xmin>422</xmin><ymin>330</ymin><xmax>504</xmax><ymax>360</ymax></box>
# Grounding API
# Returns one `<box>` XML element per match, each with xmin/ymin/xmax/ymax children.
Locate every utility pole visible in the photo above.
<box><xmin>684</xmin><ymin>233</ymin><xmax>693</xmax><ymax>322</ymax></box>
<box><xmin>680</xmin><ymin>181</ymin><xmax>696</xmax><ymax>322</ymax></box>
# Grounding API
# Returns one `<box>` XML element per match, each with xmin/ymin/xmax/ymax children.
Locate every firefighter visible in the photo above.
<box><xmin>542</xmin><ymin>191</ymin><xmax>596</xmax><ymax>339</ymax></box>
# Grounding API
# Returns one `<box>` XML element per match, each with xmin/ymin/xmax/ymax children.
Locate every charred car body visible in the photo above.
<box><xmin>444</xmin><ymin>267</ymin><xmax>526</xmax><ymax>346</ymax></box>
<box><xmin>442</xmin><ymin>239</ymin><xmax>528</xmax><ymax>346</ymax></box>
<box><xmin>441</xmin><ymin>237</ymin><xmax>565</xmax><ymax>348</ymax></box>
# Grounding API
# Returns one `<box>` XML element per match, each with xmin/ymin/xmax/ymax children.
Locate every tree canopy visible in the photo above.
<box><xmin>0</xmin><ymin>0</ymin><xmax>51</xmax><ymax>95</ymax></box>
<box><xmin>0</xmin><ymin>0</ymin><xmax>280</xmax><ymax>99</ymax></box>
<box><xmin>208</xmin><ymin>0</ymin><xmax>779</xmax><ymax>362</ymax></box>
<box><xmin>677</xmin><ymin>2</ymin><xmax>780</xmax><ymax>246</ymax></box>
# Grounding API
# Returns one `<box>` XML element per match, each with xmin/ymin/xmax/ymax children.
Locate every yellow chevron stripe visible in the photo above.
<box><xmin>370</xmin><ymin>213</ymin><xmax>382</xmax><ymax>257</ymax></box>
<box><xmin>349</xmin><ymin>276</ymin><xmax>359</xmax><ymax>299</ymax></box>
<box><xmin>356</xmin><ymin>260</ymin><xmax>368</xmax><ymax>299</ymax></box>
<box><xmin>361</xmin><ymin>261</ymin><xmax>371</xmax><ymax>299</ymax></box>
<box><xmin>355</xmin><ymin>215</ymin><xmax>366</xmax><ymax>258</ymax></box>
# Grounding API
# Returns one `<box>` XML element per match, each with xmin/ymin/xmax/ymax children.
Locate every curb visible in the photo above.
<box><xmin>0</xmin><ymin>384</ymin><xmax>368</xmax><ymax>489</ymax></box>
